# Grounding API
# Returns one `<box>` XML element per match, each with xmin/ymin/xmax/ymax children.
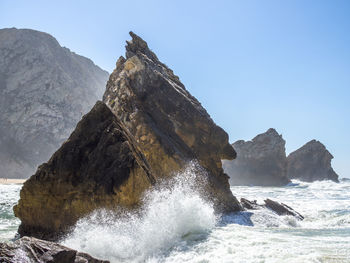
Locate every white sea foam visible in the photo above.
<box><xmin>2</xmin><ymin>174</ymin><xmax>350</xmax><ymax>262</ymax></box>
<box><xmin>0</xmin><ymin>184</ymin><xmax>21</xmax><ymax>242</ymax></box>
<box><xmin>62</xmin><ymin>162</ymin><xmax>217</xmax><ymax>262</ymax></box>
<box><xmin>61</xmin><ymin>176</ymin><xmax>350</xmax><ymax>263</ymax></box>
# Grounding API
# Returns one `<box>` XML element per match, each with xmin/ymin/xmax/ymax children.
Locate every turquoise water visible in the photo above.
<box><xmin>1</xmin><ymin>174</ymin><xmax>350</xmax><ymax>262</ymax></box>
<box><xmin>0</xmin><ymin>183</ymin><xmax>21</xmax><ymax>242</ymax></box>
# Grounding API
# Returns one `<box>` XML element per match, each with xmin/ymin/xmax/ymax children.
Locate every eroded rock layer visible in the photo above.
<box><xmin>14</xmin><ymin>101</ymin><xmax>154</xmax><ymax>240</ymax></box>
<box><xmin>223</xmin><ymin>128</ymin><xmax>291</xmax><ymax>186</ymax></box>
<box><xmin>103</xmin><ymin>32</ymin><xmax>240</xmax><ymax>212</ymax></box>
<box><xmin>287</xmin><ymin>140</ymin><xmax>339</xmax><ymax>182</ymax></box>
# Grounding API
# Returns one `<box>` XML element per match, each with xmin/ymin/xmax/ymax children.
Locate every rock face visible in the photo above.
<box><xmin>240</xmin><ymin>198</ymin><xmax>304</xmax><ymax>220</ymax></box>
<box><xmin>14</xmin><ymin>101</ymin><xmax>155</xmax><ymax>240</ymax></box>
<box><xmin>103</xmin><ymin>32</ymin><xmax>240</xmax><ymax>212</ymax></box>
<box><xmin>0</xmin><ymin>28</ymin><xmax>109</xmax><ymax>179</ymax></box>
<box><xmin>223</xmin><ymin>128</ymin><xmax>290</xmax><ymax>186</ymax></box>
<box><xmin>0</xmin><ymin>236</ymin><xmax>109</xmax><ymax>263</ymax></box>
<box><xmin>14</xmin><ymin>32</ymin><xmax>241</xmax><ymax>240</ymax></box>
<box><xmin>287</xmin><ymin>140</ymin><xmax>339</xmax><ymax>182</ymax></box>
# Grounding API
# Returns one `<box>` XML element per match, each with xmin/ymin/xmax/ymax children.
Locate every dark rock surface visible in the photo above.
<box><xmin>14</xmin><ymin>32</ymin><xmax>241</xmax><ymax>241</ymax></box>
<box><xmin>14</xmin><ymin>101</ymin><xmax>155</xmax><ymax>240</ymax></box>
<box><xmin>287</xmin><ymin>140</ymin><xmax>339</xmax><ymax>182</ymax></box>
<box><xmin>264</xmin><ymin>198</ymin><xmax>304</xmax><ymax>220</ymax></box>
<box><xmin>0</xmin><ymin>236</ymin><xmax>109</xmax><ymax>263</ymax></box>
<box><xmin>223</xmin><ymin>128</ymin><xmax>290</xmax><ymax>186</ymax></box>
<box><xmin>240</xmin><ymin>198</ymin><xmax>304</xmax><ymax>220</ymax></box>
<box><xmin>0</xmin><ymin>28</ymin><xmax>109</xmax><ymax>179</ymax></box>
<box><xmin>240</xmin><ymin>198</ymin><xmax>259</xmax><ymax>210</ymax></box>
<box><xmin>103</xmin><ymin>32</ymin><xmax>241</xmax><ymax>213</ymax></box>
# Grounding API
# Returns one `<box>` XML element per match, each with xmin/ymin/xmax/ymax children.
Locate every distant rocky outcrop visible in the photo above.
<box><xmin>14</xmin><ymin>32</ymin><xmax>241</xmax><ymax>240</ymax></box>
<box><xmin>0</xmin><ymin>28</ymin><xmax>109</xmax><ymax>179</ymax></box>
<box><xmin>287</xmin><ymin>140</ymin><xmax>339</xmax><ymax>182</ymax></box>
<box><xmin>0</xmin><ymin>236</ymin><xmax>109</xmax><ymax>263</ymax></box>
<box><xmin>223</xmin><ymin>128</ymin><xmax>290</xmax><ymax>186</ymax></box>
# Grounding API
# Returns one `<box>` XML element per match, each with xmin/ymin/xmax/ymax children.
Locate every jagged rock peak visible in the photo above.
<box><xmin>266</xmin><ymin>128</ymin><xmax>280</xmax><ymax>136</ymax></box>
<box><xmin>104</xmin><ymin>31</ymin><xmax>240</xmax><ymax>213</ymax></box>
<box><xmin>252</xmin><ymin>128</ymin><xmax>283</xmax><ymax>144</ymax></box>
<box><xmin>287</xmin><ymin>139</ymin><xmax>339</xmax><ymax>182</ymax></box>
<box><xmin>299</xmin><ymin>139</ymin><xmax>332</xmax><ymax>156</ymax></box>
<box><xmin>126</xmin><ymin>31</ymin><xmax>158</xmax><ymax>62</ymax></box>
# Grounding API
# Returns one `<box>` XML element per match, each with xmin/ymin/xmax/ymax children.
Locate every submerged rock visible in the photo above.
<box><xmin>223</xmin><ymin>128</ymin><xmax>290</xmax><ymax>186</ymax></box>
<box><xmin>240</xmin><ymin>198</ymin><xmax>304</xmax><ymax>220</ymax></box>
<box><xmin>0</xmin><ymin>236</ymin><xmax>109</xmax><ymax>263</ymax></box>
<box><xmin>14</xmin><ymin>32</ymin><xmax>241</xmax><ymax>240</ymax></box>
<box><xmin>240</xmin><ymin>198</ymin><xmax>259</xmax><ymax>210</ymax></box>
<box><xmin>14</xmin><ymin>101</ymin><xmax>155</xmax><ymax>240</ymax></box>
<box><xmin>264</xmin><ymin>198</ymin><xmax>304</xmax><ymax>220</ymax></box>
<box><xmin>287</xmin><ymin>140</ymin><xmax>339</xmax><ymax>182</ymax></box>
<box><xmin>103</xmin><ymin>32</ymin><xmax>240</xmax><ymax>213</ymax></box>
<box><xmin>0</xmin><ymin>28</ymin><xmax>109</xmax><ymax>179</ymax></box>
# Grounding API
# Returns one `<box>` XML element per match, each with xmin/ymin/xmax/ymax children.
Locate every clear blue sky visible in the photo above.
<box><xmin>1</xmin><ymin>0</ymin><xmax>349</xmax><ymax>178</ymax></box>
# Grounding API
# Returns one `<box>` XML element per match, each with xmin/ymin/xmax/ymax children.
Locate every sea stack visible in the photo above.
<box><xmin>223</xmin><ymin>128</ymin><xmax>291</xmax><ymax>186</ymax></box>
<box><xmin>287</xmin><ymin>140</ymin><xmax>339</xmax><ymax>182</ymax></box>
<box><xmin>103</xmin><ymin>32</ymin><xmax>240</xmax><ymax>212</ymax></box>
<box><xmin>14</xmin><ymin>32</ymin><xmax>241</xmax><ymax>240</ymax></box>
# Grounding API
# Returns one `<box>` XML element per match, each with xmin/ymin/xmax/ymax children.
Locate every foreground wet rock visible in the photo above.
<box><xmin>240</xmin><ymin>198</ymin><xmax>304</xmax><ymax>220</ymax></box>
<box><xmin>14</xmin><ymin>32</ymin><xmax>241</xmax><ymax>241</ymax></box>
<box><xmin>0</xmin><ymin>236</ymin><xmax>109</xmax><ymax>263</ymax></box>
<box><xmin>287</xmin><ymin>140</ymin><xmax>339</xmax><ymax>182</ymax></box>
<box><xmin>223</xmin><ymin>128</ymin><xmax>290</xmax><ymax>186</ymax></box>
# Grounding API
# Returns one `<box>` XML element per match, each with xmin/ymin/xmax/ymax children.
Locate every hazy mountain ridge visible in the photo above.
<box><xmin>0</xmin><ymin>28</ymin><xmax>109</xmax><ymax>178</ymax></box>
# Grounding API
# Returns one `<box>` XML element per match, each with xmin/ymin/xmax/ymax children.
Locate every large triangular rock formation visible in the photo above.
<box><xmin>14</xmin><ymin>32</ymin><xmax>241</xmax><ymax>240</ymax></box>
<box><xmin>103</xmin><ymin>32</ymin><xmax>240</xmax><ymax>212</ymax></box>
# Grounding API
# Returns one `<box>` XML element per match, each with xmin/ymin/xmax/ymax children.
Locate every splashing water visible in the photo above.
<box><xmin>0</xmin><ymin>184</ymin><xmax>21</xmax><ymax>242</ymax></box>
<box><xmin>2</xmin><ymin>172</ymin><xmax>350</xmax><ymax>262</ymax></box>
<box><xmin>62</xmin><ymin>162</ymin><xmax>217</xmax><ymax>262</ymax></box>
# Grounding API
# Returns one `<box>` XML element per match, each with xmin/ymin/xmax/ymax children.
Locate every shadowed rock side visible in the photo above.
<box><xmin>287</xmin><ymin>140</ymin><xmax>339</xmax><ymax>182</ymax></box>
<box><xmin>103</xmin><ymin>32</ymin><xmax>241</xmax><ymax>213</ymax></box>
<box><xmin>0</xmin><ymin>236</ymin><xmax>109</xmax><ymax>263</ymax></box>
<box><xmin>223</xmin><ymin>128</ymin><xmax>291</xmax><ymax>186</ymax></box>
<box><xmin>14</xmin><ymin>101</ymin><xmax>155</xmax><ymax>240</ymax></box>
<box><xmin>0</xmin><ymin>28</ymin><xmax>109</xmax><ymax>179</ymax></box>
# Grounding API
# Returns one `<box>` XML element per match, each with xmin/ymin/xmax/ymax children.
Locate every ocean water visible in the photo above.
<box><xmin>1</xmin><ymin>168</ymin><xmax>349</xmax><ymax>263</ymax></box>
<box><xmin>0</xmin><ymin>183</ymin><xmax>21</xmax><ymax>242</ymax></box>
